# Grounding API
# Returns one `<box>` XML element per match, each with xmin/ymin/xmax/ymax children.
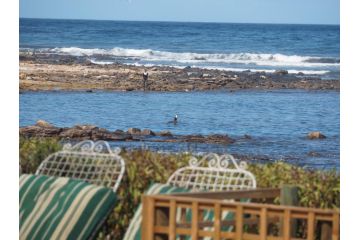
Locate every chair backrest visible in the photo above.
<box><xmin>35</xmin><ymin>140</ymin><xmax>125</xmax><ymax>192</ymax></box>
<box><xmin>167</xmin><ymin>153</ymin><xmax>256</xmax><ymax>191</ymax></box>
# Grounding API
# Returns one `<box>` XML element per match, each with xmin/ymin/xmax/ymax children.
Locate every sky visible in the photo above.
<box><xmin>20</xmin><ymin>0</ymin><xmax>339</xmax><ymax>25</ymax></box>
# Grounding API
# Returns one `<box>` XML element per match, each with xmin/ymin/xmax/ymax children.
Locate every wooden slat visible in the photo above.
<box><xmin>198</xmin><ymin>230</ymin><xmax>215</xmax><ymax>237</ymax></box>
<box><xmin>191</xmin><ymin>202</ymin><xmax>198</xmax><ymax>240</ymax></box>
<box><xmin>142</xmin><ymin>196</ymin><xmax>155</xmax><ymax>240</ymax></box>
<box><xmin>214</xmin><ymin>203</ymin><xmax>221</xmax><ymax>240</ymax></box>
<box><xmin>260</xmin><ymin>208</ymin><xmax>268</xmax><ymax>240</ymax></box>
<box><xmin>169</xmin><ymin>200</ymin><xmax>176</xmax><ymax>240</ymax></box>
<box><xmin>236</xmin><ymin>205</ymin><xmax>243</xmax><ymax>239</ymax></box>
<box><xmin>172</xmin><ymin>188</ymin><xmax>281</xmax><ymax>200</ymax></box>
<box><xmin>154</xmin><ymin>226</ymin><xmax>169</xmax><ymax>234</ymax></box>
<box><xmin>283</xmin><ymin>209</ymin><xmax>291</xmax><ymax>240</ymax></box>
<box><xmin>150</xmin><ymin>194</ymin><xmax>339</xmax><ymax>215</ymax></box>
<box><xmin>332</xmin><ymin>212</ymin><xmax>340</xmax><ymax>240</ymax></box>
<box><xmin>243</xmin><ymin>233</ymin><xmax>261</xmax><ymax>240</ymax></box>
<box><xmin>307</xmin><ymin>212</ymin><xmax>315</xmax><ymax>240</ymax></box>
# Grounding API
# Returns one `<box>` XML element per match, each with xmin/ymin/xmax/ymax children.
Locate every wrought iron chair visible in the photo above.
<box><xmin>20</xmin><ymin>140</ymin><xmax>126</xmax><ymax>240</ymax></box>
<box><xmin>35</xmin><ymin>140</ymin><xmax>125</xmax><ymax>192</ymax></box>
<box><xmin>167</xmin><ymin>153</ymin><xmax>256</xmax><ymax>191</ymax></box>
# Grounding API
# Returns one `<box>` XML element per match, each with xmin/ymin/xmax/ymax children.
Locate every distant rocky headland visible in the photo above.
<box><xmin>19</xmin><ymin>53</ymin><xmax>339</xmax><ymax>92</ymax></box>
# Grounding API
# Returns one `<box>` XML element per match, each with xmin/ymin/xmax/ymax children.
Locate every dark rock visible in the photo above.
<box><xmin>141</xmin><ymin>129</ymin><xmax>156</xmax><ymax>136</ymax></box>
<box><xmin>274</xmin><ymin>70</ymin><xmax>289</xmax><ymax>75</ymax></box>
<box><xmin>243</xmin><ymin>134</ymin><xmax>252</xmax><ymax>139</ymax></box>
<box><xmin>20</xmin><ymin>125</ymin><xmax>62</xmax><ymax>137</ymax></box>
<box><xmin>307</xmin><ymin>151</ymin><xmax>322</xmax><ymax>157</ymax></box>
<box><xmin>59</xmin><ymin>128</ymin><xmax>92</xmax><ymax>139</ymax></box>
<box><xmin>182</xmin><ymin>134</ymin><xmax>235</xmax><ymax>144</ymax></box>
<box><xmin>86</xmin><ymin>90</ymin><xmax>93</xmax><ymax>93</ymax></box>
<box><xmin>307</xmin><ymin>131</ymin><xmax>327</xmax><ymax>140</ymax></box>
<box><xmin>127</xmin><ymin>127</ymin><xmax>141</xmax><ymax>135</ymax></box>
<box><xmin>114</xmin><ymin>129</ymin><xmax>125</xmax><ymax>134</ymax></box>
<box><xmin>157</xmin><ymin>130</ymin><xmax>173</xmax><ymax>137</ymax></box>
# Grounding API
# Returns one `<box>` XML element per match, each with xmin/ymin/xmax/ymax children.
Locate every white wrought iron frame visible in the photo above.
<box><xmin>167</xmin><ymin>153</ymin><xmax>256</xmax><ymax>191</ymax></box>
<box><xmin>35</xmin><ymin>140</ymin><xmax>125</xmax><ymax>192</ymax></box>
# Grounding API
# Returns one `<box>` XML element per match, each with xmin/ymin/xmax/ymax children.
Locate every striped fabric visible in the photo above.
<box><xmin>19</xmin><ymin>174</ymin><xmax>117</xmax><ymax>240</ymax></box>
<box><xmin>123</xmin><ymin>183</ymin><xmax>190</xmax><ymax>240</ymax></box>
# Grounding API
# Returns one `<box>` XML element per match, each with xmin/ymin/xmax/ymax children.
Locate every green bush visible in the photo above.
<box><xmin>19</xmin><ymin>137</ymin><xmax>340</xmax><ymax>239</ymax></box>
<box><xmin>19</xmin><ymin>137</ymin><xmax>62</xmax><ymax>173</ymax></box>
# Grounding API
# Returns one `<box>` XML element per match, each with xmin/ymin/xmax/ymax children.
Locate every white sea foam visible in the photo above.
<box><xmin>121</xmin><ymin>62</ymin><xmax>330</xmax><ymax>75</ymax></box>
<box><xmin>89</xmin><ymin>59</ymin><xmax>114</xmax><ymax>65</ymax></box>
<box><xmin>51</xmin><ymin>47</ymin><xmax>339</xmax><ymax>68</ymax></box>
<box><xmin>194</xmin><ymin>66</ymin><xmax>330</xmax><ymax>75</ymax></box>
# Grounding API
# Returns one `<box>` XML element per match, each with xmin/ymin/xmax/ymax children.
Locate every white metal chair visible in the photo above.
<box><xmin>35</xmin><ymin>140</ymin><xmax>125</xmax><ymax>192</ymax></box>
<box><xmin>167</xmin><ymin>153</ymin><xmax>256</xmax><ymax>191</ymax></box>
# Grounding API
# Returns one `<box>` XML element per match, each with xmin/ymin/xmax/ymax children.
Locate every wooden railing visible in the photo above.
<box><xmin>141</xmin><ymin>188</ymin><xmax>339</xmax><ymax>240</ymax></box>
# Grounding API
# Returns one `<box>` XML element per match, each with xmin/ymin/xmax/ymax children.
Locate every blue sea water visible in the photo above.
<box><xmin>20</xmin><ymin>90</ymin><xmax>339</xmax><ymax>169</ymax></box>
<box><xmin>20</xmin><ymin>18</ymin><xmax>340</xmax><ymax>78</ymax></box>
<box><xmin>19</xmin><ymin>19</ymin><xmax>340</xmax><ymax>169</ymax></box>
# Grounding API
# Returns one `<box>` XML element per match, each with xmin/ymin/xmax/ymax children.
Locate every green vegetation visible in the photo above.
<box><xmin>19</xmin><ymin>137</ymin><xmax>339</xmax><ymax>239</ymax></box>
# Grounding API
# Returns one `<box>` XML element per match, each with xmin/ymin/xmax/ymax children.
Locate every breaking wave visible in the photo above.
<box><xmin>50</xmin><ymin>47</ymin><xmax>339</xmax><ymax>68</ymax></box>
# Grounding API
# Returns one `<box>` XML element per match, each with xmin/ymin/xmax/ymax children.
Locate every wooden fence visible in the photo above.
<box><xmin>141</xmin><ymin>188</ymin><xmax>339</xmax><ymax>240</ymax></box>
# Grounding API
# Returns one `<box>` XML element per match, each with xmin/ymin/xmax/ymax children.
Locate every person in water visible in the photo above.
<box><xmin>168</xmin><ymin>114</ymin><xmax>178</xmax><ymax>124</ymax></box>
<box><xmin>173</xmin><ymin>114</ymin><xmax>178</xmax><ymax>124</ymax></box>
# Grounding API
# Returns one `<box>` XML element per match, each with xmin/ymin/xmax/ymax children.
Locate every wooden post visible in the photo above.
<box><xmin>169</xmin><ymin>200</ymin><xmax>177</xmax><ymax>240</ymax></box>
<box><xmin>332</xmin><ymin>212</ymin><xmax>339</xmax><ymax>240</ymax></box>
<box><xmin>191</xmin><ymin>202</ymin><xmax>199</xmax><ymax>240</ymax></box>
<box><xmin>142</xmin><ymin>196</ymin><xmax>155</xmax><ymax>240</ymax></box>
<box><xmin>214</xmin><ymin>203</ymin><xmax>221</xmax><ymax>240</ymax></box>
<box><xmin>235</xmin><ymin>205</ymin><xmax>243</xmax><ymax>239</ymax></box>
<box><xmin>259</xmin><ymin>208</ymin><xmax>268</xmax><ymax>240</ymax></box>
<box><xmin>280</xmin><ymin>185</ymin><xmax>299</xmax><ymax>237</ymax></box>
<box><xmin>307</xmin><ymin>212</ymin><xmax>315</xmax><ymax>240</ymax></box>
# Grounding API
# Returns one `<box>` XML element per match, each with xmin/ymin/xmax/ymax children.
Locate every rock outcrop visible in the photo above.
<box><xmin>20</xmin><ymin>122</ymin><xmax>236</xmax><ymax>145</ymax></box>
<box><xmin>307</xmin><ymin>131</ymin><xmax>327</xmax><ymax>140</ymax></box>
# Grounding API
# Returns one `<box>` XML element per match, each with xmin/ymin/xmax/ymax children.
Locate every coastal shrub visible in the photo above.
<box><xmin>19</xmin><ymin>137</ymin><xmax>339</xmax><ymax>239</ymax></box>
<box><xmin>19</xmin><ymin>137</ymin><xmax>62</xmax><ymax>173</ymax></box>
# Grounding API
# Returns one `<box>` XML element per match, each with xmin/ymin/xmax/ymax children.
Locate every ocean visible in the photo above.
<box><xmin>20</xmin><ymin>90</ymin><xmax>339</xmax><ymax>169</ymax></box>
<box><xmin>20</xmin><ymin>18</ymin><xmax>340</xmax><ymax>79</ymax></box>
<box><xmin>19</xmin><ymin>18</ymin><xmax>340</xmax><ymax>169</ymax></box>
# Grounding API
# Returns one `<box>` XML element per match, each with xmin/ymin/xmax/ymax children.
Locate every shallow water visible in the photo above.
<box><xmin>20</xmin><ymin>90</ymin><xmax>339</xmax><ymax>169</ymax></box>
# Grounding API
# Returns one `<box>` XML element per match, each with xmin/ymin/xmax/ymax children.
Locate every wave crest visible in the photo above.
<box><xmin>50</xmin><ymin>47</ymin><xmax>339</xmax><ymax>68</ymax></box>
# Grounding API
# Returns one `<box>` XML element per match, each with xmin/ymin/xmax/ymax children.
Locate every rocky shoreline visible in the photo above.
<box><xmin>20</xmin><ymin>120</ymin><xmax>328</xmax><ymax>145</ymax></box>
<box><xmin>20</xmin><ymin>120</ymin><xmax>237</xmax><ymax>145</ymax></box>
<box><xmin>19</xmin><ymin>53</ymin><xmax>339</xmax><ymax>92</ymax></box>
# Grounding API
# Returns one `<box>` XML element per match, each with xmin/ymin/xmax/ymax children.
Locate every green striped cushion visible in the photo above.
<box><xmin>19</xmin><ymin>174</ymin><xmax>117</xmax><ymax>240</ymax></box>
<box><xmin>123</xmin><ymin>183</ymin><xmax>190</xmax><ymax>240</ymax></box>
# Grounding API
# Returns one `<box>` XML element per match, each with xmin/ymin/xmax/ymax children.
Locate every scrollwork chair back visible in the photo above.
<box><xmin>167</xmin><ymin>153</ymin><xmax>256</xmax><ymax>191</ymax></box>
<box><xmin>35</xmin><ymin>140</ymin><xmax>125</xmax><ymax>192</ymax></box>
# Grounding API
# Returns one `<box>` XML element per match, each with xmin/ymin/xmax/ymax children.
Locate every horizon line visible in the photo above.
<box><xmin>20</xmin><ymin>17</ymin><xmax>340</xmax><ymax>26</ymax></box>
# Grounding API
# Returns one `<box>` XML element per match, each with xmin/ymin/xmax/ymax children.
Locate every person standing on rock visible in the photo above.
<box><xmin>143</xmin><ymin>70</ymin><xmax>149</xmax><ymax>91</ymax></box>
